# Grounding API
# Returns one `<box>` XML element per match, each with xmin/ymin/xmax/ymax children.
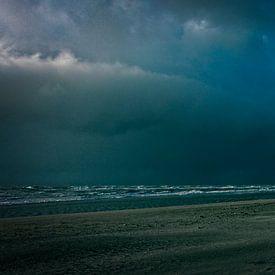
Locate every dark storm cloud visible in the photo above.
<box><xmin>0</xmin><ymin>0</ymin><xmax>255</xmax><ymax>68</ymax></box>
<box><xmin>1</xmin><ymin>0</ymin><xmax>275</xmax><ymax>185</ymax></box>
<box><xmin>79</xmin><ymin>114</ymin><xmax>162</xmax><ymax>137</ymax></box>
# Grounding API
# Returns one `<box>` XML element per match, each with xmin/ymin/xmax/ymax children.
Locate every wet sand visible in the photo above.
<box><xmin>1</xmin><ymin>199</ymin><xmax>275</xmax><ymax>274</ymax></box>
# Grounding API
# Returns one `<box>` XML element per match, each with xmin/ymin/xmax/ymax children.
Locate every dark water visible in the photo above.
<box><xmin>1</xmin><ymin>185</ymin><xmax>275</xmax><ymax>218</ymax></box>
<box><xmin>2</xmin><ymin>185</ymin><xmax>275</xmax><ymax>205</ymax></box>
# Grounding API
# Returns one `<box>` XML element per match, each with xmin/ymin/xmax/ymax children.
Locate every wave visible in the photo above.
<box><xmin>1</xmin><ymin>185</ymin><xmax>275</xmax><ymax>205</ymax></box>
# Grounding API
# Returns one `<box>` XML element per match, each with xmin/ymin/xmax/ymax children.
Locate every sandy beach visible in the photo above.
<box><xmin>1</xmin><ymin>199</ymin><xmax>275</xmax><ymax>274</ymax></box>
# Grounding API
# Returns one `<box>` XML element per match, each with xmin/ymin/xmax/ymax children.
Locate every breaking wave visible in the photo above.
<box><xmin>1</xmin><ymin>185</ymin><xmax>275</xmax><ymax>205</ymax></box>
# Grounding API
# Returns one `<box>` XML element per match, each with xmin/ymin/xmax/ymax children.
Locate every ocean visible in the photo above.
<box><xmin>1</xmin><ymin>184</ymin><xmax>275</xmax><ymax>218</ymax></box>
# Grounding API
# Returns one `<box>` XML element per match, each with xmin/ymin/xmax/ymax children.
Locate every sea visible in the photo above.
<box><xmin>1</xmin><ymin>185</ymin><xmax>275</xmax><ymax>218</ymax></box>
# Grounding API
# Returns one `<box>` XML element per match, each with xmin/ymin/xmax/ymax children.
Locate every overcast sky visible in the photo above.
<box><xmin>1</xmin><ymin>0</ymin><xmax>275</xmax><ymax>186</ymax></box>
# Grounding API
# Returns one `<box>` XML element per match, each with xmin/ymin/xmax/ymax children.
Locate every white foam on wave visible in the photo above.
<box><xmin>1</xmin><ymin>185</ymin><xmax>275</xmax><ymax>205</ymax></box>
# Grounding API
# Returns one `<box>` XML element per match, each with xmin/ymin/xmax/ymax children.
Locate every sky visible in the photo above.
<box><xmin>1</xmin><ymin>0</ymin><xmax>275</xmax><ymax>186</ymax></box>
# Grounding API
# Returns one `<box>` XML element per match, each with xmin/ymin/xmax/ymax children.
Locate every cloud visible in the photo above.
<box><xmin>0</xmin><ymin>44</ymin><xmax>150</xmax><ymax>77</ymax></box>
<box><xmin>0</xmin><ymin>0</ymin><xmax>253</xmax><ymax>74</ymax></box>
<box><xmin>181</xmin><ymin>18</ymin><xmax>249</xmax><ymax>52</ymax></box>
<box><xmin>0</xmin><ymin>43</ymin><xmax>196</xmax><ymax>138</ymax></box>
<box><xmin>0</xmin><ymin>0</ymin><xmax>77</xmax><ymax>52</ymax></box>
<box><xmin>79</xmin><ymin>114</ymin><xmax>162</xmax><ymax>136</ymax></box>
<box><xmin>1</xmin><ymin>1</ymin><xmax>275</xmax><ymax>185</ymax></box>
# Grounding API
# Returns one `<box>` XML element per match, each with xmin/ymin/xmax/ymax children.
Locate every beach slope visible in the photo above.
<box><xmin>1</xmin><ymin>199</ymin><xmax>275</xmax><ymax>274</ymax></box>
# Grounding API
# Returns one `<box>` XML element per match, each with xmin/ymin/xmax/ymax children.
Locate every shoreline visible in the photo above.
<box><xmin>1</xmin><ymin>199</ymin><xmax>275</xmax><ymax>274</ymax></box>
<box><xmin>1</xmin><ymin>192</ymin><xmax>275</xmax><ymax>219</ymax></box>
<box><xmin>2</xmin><ymin>198</ymin><xmax>275</xmax><ymax>221</ymax></box>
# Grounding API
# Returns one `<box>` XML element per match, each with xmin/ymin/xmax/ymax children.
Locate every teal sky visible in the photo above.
<box><xmin>1</xmin><ymin>0</ymin><xmax>275</xmax><ymax>185</ymax></box>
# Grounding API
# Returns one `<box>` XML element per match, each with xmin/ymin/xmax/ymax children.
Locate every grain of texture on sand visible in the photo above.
<box><xmin>1</xmin><ymin>199</ymin><xmax>275</xmax><ymax>274</ymax></box>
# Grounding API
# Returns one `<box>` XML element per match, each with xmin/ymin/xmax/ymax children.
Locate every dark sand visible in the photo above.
<box><xmin>1</xmin><ymin>199</ymin><xmax>275</xmax><ymax>274</ymax></box>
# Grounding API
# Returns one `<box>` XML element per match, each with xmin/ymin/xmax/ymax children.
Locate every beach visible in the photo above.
<box><xmin>1</xmin><ymin>199</ymin><xmax>275</xmax><ymax>274</ymax></box>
